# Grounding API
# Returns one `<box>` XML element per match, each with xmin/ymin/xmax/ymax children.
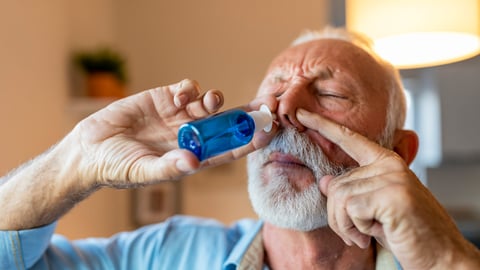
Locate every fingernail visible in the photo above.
<box><xmin>297</xmin><ymin>108</ymin><xmax>309</xmax><ymax>116</ymax></box>
<box><xmin>174</xmin><ymin>93</ymin><xmax>188</xmax><ymax>107</ymax></box>
<box><xmin>214</xmin><ymin>94</ymin><xmax>222</xmax><ymax>106</ymax></box>
<box><xmin>208</xmin><ymin>94</ymin><xmax>219</xmax><ymax>110</ymax></box>
<box><xmin>176</xmin><ymin>159</ymin><xmax>191</xmax><ymax>172</ymax></box>
<box><xmin>212</xmin><ymin>93</ymin><xmax>222</xmax><ymax>110</ymax></box>
<box><xmin>344</xmin><ymin>239</ymin><xmax>353</xmax><ymax>246</ymax></box>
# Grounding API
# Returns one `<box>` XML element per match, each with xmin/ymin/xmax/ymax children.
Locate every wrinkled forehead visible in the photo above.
<box><xmin>263</xmin><ymin>39</ymin><xmax>389</xmax><ymax>90</ymax></box>
<box><xmin>269</xmin><ymin>39</ymin><xmax>379</xmax><ymax>70</ymax></box>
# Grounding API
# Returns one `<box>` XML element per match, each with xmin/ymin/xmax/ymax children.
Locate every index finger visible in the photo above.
<box><xmin>296</xmin><ymin>109</ymin><xmax>385</xmax><ymax>166</ymax></box>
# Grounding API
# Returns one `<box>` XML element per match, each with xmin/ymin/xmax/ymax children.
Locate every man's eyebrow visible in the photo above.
<box><xmin>312</xmin><ymin>66</ymin><xmax>359</xmax><ymax>94</ymax></box>
<box><xmin>312</xmin><ymin>66</ymin><xmax>334</xmax><ymax>80</ymax></box>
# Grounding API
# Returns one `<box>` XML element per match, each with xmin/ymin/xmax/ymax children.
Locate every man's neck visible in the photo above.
<box><xmin>262</xmin><ymin>222</ymin><xmax>375</xmax><ymax>270</ymax></box>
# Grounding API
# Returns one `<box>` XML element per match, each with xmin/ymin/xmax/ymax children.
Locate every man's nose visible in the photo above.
<box><xmin>276</xmin><ymin>85</ymin><xmax>310</xmax><ymax>132</ymax></box>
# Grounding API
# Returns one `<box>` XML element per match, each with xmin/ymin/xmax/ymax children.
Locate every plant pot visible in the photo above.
<box><xmin>86</xmin><ymin>72</ymin><xmax>126</xmax><ymax>98</ymax></box>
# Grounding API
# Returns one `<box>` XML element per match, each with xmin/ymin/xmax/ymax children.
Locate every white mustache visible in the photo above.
<box><xmin>259</xmin><ymin>128</ymin><xmax>348</xmax><ymax>181</ymax></box>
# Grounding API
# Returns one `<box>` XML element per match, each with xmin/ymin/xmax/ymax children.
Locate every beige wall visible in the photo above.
<box><xmin>1</xmin><ymin>1</ymin><xmax>328</xmax><ymax>239</ymax></box>
<box><xmin>0</xmin><ymin>2</ymin><xmax>68</xmax><ymax>169</ymax></box>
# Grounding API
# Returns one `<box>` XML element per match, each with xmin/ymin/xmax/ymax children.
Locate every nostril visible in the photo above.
<box><xmin>282</xmin><ymin>114</ymin><xmax>306</xmax><ymax>132</ymax></box>
<box><xmin>282</xmin><ymin>114</ymin><xmax>294</xmax><ymax>127</ymax></box>
<box><xmin>281</xmin><ymin>113</ymin><xmax>305</xmax><ymax>132</ymax></box>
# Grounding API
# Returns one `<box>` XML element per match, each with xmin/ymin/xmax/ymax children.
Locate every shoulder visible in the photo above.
<box><xmin>52</xmin><ymin>216</ymin><xmax>261</xmax><ymax>269</ymax></box>
<box><xmin>110</xmin><ymin>215</ymin><xmax>259</xmax><ymax>247</ymax></box>
<box><xmin>123</xmin><ymin>215</ymin><xmax>260</xmax><ymax>268</ymax></box>
<box><xmin>149</xmin><ymin>215</ymin><xmax>259</xmax><ymax>242</ymax></box>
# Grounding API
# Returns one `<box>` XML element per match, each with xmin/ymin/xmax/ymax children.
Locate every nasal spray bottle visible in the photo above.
<box><xmin>178</xmin><ymin>105</ymin><xmax>273</xmax><ymax>161</ymax></box>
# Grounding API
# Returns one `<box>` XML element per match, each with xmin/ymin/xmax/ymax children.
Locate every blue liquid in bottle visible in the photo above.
<box><xmin>178</xmin><ymin>106</ymin><xmax>272</xmax><ymax>161</ymax></box>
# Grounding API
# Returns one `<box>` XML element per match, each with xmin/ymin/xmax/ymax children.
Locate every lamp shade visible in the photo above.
<box><xmin>346</xmin><ymin>0</ymin><xmax>480</xmax><ymax>69</ymax></box>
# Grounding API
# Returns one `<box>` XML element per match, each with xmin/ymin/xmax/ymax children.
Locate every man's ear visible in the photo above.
<box><xmin>392</xmin><ymin>129</ymin><xmax>419</xmax><ymax>166</ymax></box>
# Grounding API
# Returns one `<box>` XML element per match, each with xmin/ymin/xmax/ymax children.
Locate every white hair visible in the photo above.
<box><xmin>292</xmin><ymin>26</ymin><xmax>407</xmax><ymax>148</ymax></box>
<box><xmin>246</xmin><ymin>27</ymin><xmax>408</xmax><ymax>231</ymax></box>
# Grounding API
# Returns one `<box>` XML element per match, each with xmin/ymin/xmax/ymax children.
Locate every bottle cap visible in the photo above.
<box><xmin>247</xmin><ymin>104</ymin><xmax>273</xmax><ymax>133</ymax></box>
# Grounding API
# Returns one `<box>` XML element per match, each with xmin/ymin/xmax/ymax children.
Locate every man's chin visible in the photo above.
<box><xmin>247</xmin><ymin>176</ymin><xmax>329</xmax><ymax>232</ymax></box>
<box><xmin>260</xmin><ymin>213</ymin><xmax>329</xmax><ymax>232</ymax></box>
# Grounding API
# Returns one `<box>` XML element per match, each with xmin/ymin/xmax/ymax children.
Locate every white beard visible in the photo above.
<box><xmin>247</xmin><ymin>128</ymin><xmax>349</xmax><ymax>231</ymax></box>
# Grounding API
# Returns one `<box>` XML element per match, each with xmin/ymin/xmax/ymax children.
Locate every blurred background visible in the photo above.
<box><xmin>1</xmin><ymin>0</ymin><xmax>479</xmax><ymax>247</ymax></box>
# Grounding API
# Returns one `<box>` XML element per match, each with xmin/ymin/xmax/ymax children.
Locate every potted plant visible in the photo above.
<box><xmin>73</xmin><ymin>47</ymin><xmax>128</xmax><ymax>98</ymax></box>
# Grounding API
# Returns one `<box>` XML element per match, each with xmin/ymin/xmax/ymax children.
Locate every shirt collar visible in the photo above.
<box><xmin>223</xmin><ymin>221</ymin><xmax>401</xmax><ymax>270</ymax></box>
<box><xmin>375</xmin><ymin>242</ymin><xmax>403</xmax><ymax>270</ymax></box>
<box><xmin>223</xmin><ymin>220</ymin><xmax>265</xmax><ymax>270</ymax></box>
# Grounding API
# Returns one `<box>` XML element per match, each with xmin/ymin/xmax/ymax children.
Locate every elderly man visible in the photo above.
<box><xmin>1</xmin><ymin>27</ymin><xmax>479</xmax><ymax>269</ymax></box>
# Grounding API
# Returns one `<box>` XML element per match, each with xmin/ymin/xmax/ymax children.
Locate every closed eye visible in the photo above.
<box><xmin>312</xmin><ymin>87</ymin><xmax>353</xmax><ymax>112</ymax></box>
<box><xmin>317</xmin><ymin>92</ymin><xmax>348</xmax><ymax>99</ymax></box>
<box><xmin>312</xmin><ymin>85</ymin><xmax>348</xmax><ymax>99</ymax></box>
<box><xmin>270</xmin><ymin>75</ymin><xmax>288</xmax><ymax>97</ymax></box>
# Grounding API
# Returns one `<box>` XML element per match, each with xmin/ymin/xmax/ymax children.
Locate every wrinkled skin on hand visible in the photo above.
<box><xmin>74</xmin><ymin>79</ymin><xmax>225</xmax><ymax>187</ymax></box>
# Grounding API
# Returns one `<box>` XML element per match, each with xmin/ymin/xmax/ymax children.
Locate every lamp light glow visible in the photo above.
<box><xmin>346</xmin><ymin>0</ymin><xmax>480</xmax><ymax>69</ymax></box>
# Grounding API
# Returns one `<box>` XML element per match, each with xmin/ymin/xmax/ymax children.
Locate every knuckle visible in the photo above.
<box><xmin>381</xmin><ymin>153</ymin><xmax>409</xmax><ymax>172</ymax></box>
<box><xmin>328</xmin><ymin>181</ymin><xmax>346</xmax><ymax>201</ymax></box>
<box><xmin>387</xmin><ymin>182</ymin><xmax>415</xmax><ymax>207</ymax></box>
<box><xmin>177</xmin><ymin>78</ymin><xmax>198</xmax><ymax>91</ymax></box>
<box><xmin>339</xmin><ymin>222</ymin><xmax>352</xmax><ymax>233</ymax></box>
<box><xmin>345</xmin><ymin>197</ymin><xmax>361</xmax><ymax>216</ymax></box>
<box><xmin>338</xmin><ymin>125</ymin><xmax>356</xmax><ymax>142</ymax></box>
<box><xmin>187</xmin><ymin>79</ymin><xmax>200</xmax><ymax>90</ymax></box>
<box><xmin>339</xmin><ymin>125</ymin><xmax>354</xmax><ymax>135</ymax></box>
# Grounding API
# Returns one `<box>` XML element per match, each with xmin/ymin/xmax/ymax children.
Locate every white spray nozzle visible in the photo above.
<box><xmin>248</xmin><ymin>104</ymin><xmax>273</xmax><ymax>133</ymax></box>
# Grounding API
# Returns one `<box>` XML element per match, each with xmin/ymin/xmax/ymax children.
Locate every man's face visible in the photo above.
<box><xmin>247</xmin><ymin>39</ymin><xmax>391</xmax><ymax>231</ymax></box>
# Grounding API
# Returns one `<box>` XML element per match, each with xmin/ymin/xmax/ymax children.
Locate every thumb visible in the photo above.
<box><xmin>319</xmin><ymin>175</ymin><xmax>335</xmax><ymax>196</ymax></box>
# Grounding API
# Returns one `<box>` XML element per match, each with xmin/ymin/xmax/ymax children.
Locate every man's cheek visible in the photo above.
<box><xmin>304</xmin><ymin>129</ymin><xmax>358</xmax><ymax>167</ymax></box>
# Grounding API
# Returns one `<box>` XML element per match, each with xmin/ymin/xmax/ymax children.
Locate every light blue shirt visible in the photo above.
<box><xmin>0</xmin><ymin>215</ymin><xmax>266</xmax><ymax>270</ymax></box>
